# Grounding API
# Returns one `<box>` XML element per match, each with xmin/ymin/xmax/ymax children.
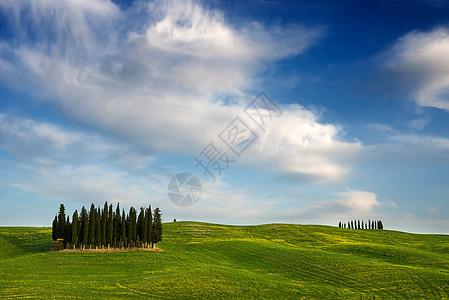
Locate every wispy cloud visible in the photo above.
<box><xmin>383</xmin><ymin>27</ymin><xmax>449</xmax><ymax>112</ymax></box>
<box><xmin>0</xmin><ymin>0</ymin><xmax>359</xmax><ymax>183</ymax></box>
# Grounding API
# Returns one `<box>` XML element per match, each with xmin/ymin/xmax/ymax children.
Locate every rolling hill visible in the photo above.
<box><xmin>0</xmin><ymin>222</ymin><xmax>448</xmax><ymax>299</ymax></box>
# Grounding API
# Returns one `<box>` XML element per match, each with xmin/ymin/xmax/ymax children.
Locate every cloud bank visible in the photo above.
<box><xmin>0</xmin><ymin>0</ymin><xmax>360</xmax><ymax>186</ymax></box>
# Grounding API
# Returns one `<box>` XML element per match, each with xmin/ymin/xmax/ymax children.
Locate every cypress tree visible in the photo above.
<box><xmin>147</xmin><ymin>205</ymin><xmax>152</xmax><ymax>247</ymax></box>
<box><xmin>137</xmin><ymin>208</ymin><xmax>144</xmax><ymax>244</ymax></box>
<box><xmin>108</xmin><ymin>204</ymin><xmax>113</xmax><ymax>248</ymax></box>
<box><xmin>378</xmin><ymin>220</ymin><xmax>384</xmax><ymax>230</ymax></box>
<box><xmin>357</xmin><ymin>220</ymin><xmax>360</xmax><ymax>229</ymax></box>
<box><xmin>95</xmin><ymin>207</ymin><xmax>101</xmax><ymax>248</ymax></box>
<box><xmin>361</xmin><ymin>221</ymin><xmax>364</xmax><ymax>230</ymax></box>
<box><xmin>79</xmin><ymin>207</ymin><xmax>85</xmax><ymax>245</ymax></box>
<box><xmin>65</xmin><ymin>216</ymin><xmax>71</xmax><ymax>244</ymax></box>
<box><xmin>372</xmin><ymin>220</ymin><xmax>375</xmax><ymax>230</ymax></box>
<box><xmin>128</xmin><ymin>207</ymin><xmax>137</xmax><ymax>247</ymax></box>
<box><xmin>121</xmin><ymin>210</ymin><xmax>127</xmax><ymax>248</ymax></box>
<box><xmin>56</xmin><ymin>204</ymin><xmax>66</xmax><ymax>240</ymax></box>
<box><xmin>102</xmin><ymin>202</ymin><xmax>108</xmax><ymax>247</ymax></box>
<box><xmin>151</xmin><ymin>207</ymin><xmax>162</xmax><ymax>247</ymax></box>
<box><xmin>338</xmin><ymin>221</ymin><xmax>341</xmax><ymax>228</ymax></box>
<box><xmin>88</xmin><ymin>204</ymin><xmax>95</xmax><ymax>247</ymax></box>
<box><xmin>132</xmin><ymin>208</ymin><xmax>137</xmax><ymax>246</ymax></box>
<box><xmin>71</xmin><ymin>210</ymin><xmax>79</xmax><ymax>248</ymax></box>
<box><xmin>81</xmin><ymin>206</ymin><xmax>89</xmax><ymax>248</ymax></box>
<box><xmin>350</xmin><ymin>220</ymin><xmax>354</xmax><ymax>229</ymax></box>
<box><xmin>114</xmin><ymin>203</ymin><xmax>121</xmax><ymax>247</ymax></box>
<box><xmin>52</xmin><ymin>215</ymin><xmax>58</xmax><ymax>241</ymax></box>
<box><xmin>143</xmin><ymin>208</ymin><xmax>148</xmax><ymax>246</ymax></box>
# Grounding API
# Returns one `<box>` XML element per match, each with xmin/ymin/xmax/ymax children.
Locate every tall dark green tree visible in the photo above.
<box><xmin>338</xmin><ymin>221</ymin><xmax>341</xmax><ymax>228</ymax></box>
<box><xmin>88</xmin><ymin>204</ymin><xmax>96</xmax><ymax>247</ymax></box>
<box><xmin>147</xmin><ymin>205</ymin><xmax>152</xmax><ymax>247</ymax></box>
<box><xmin>65</xmin><ymin>216</ymin><xmax>71</xmax><ymax>244</ymax></box>
<box><xmin>52</xmin><ymin>215</ymin><xmax>58</xmax><ymax>241</ymax></box>
<box><xmin>71</xmin><ymin>210</ymin><xmax>79</xmax><ymax>247</ymax></box>
<box><xmin>101</xmin><ymin>202</ymin><xmax>108</xmax><ymax>246</ymax></box>
<box><xmin>142</xmin><ymin>208</ymin><xmax>148</xmax><ymax>246</ymax></box>
<box><xmin>378</xmin><ymin>220</ymin><xmax>384</xmax><ymax>230</ymax></box>
<box><xmin>95</xmin><ymin>207</ymin><xmax>101</xmax><ymax>248</ymax></box>
<box><xmin>79</xmin><ymin>207</ymin><xmax>85</xmax><ymax>244</ymax></box>
<box><xmin>81</xmin><ymin>206</ymin><xmax>89</xmax><ymax>247</ymax></box>
<box><xmin>114</xmin><ymin>203</ymin><xmax>121</xmax><ymax>247</ymax></box>
<box><xmin>56</xmin><ymin>204</ymin><xmax>66</xmax><ymax>240</ymax></box>
<box><xmin>128</xmin><ymin>207</ymin><xmax>137</xmax><ymax>247</ymax></box>
<box><xmin>151</xmin><ymin>207</ymin><xmax>162</xmax><ymax>247</ymax></box>
<box><xmin>121</xmin><ymin>210</ymin><xmax>127</xmax><ymax>248</ymax></box>
<box><xmin>108</xmin><ymin>204</ymin><xmax>113</xmax><ymax>247</ymax></box>
<box><xmin>137</xmin><ymin>208</ymin><xmax>145</xmax><ymax>244</ymax></box>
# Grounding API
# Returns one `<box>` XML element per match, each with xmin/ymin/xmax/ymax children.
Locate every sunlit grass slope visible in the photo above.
<box><xmin>0</xmin><ymin>222</ymin><xmax>448</xmax><ymax>299</ymax></box>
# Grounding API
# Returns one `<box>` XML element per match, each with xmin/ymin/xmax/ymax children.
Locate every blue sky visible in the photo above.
<box><xmin>0</xmin><ymin>0</ymin><xmax>448</xmax><ymax>233</ymax></box>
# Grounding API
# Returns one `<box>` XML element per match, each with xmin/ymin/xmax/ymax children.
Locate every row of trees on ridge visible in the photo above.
<box><xmin>52</xmin><ymin>202</ymin><xmax>162</xmax><ymax>250</ymax></box>
<box><xmin>338</xmin><ymin>220</ymin><xmax>383</xmax><ymax>230</ymax></box>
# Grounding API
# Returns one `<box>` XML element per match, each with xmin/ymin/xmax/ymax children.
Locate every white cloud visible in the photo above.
<box><xmin>0</xmin><ymin>113</ymin><xmax>168</xmax><ymax>207</ymax></box>
<box><xmin>390</xmin><ymin>134</ymin><xmax>449</xmax><ymax>151</ymax></box>
<box><xmin>336</xmin><ymin>189</ymin><xmax>379</xmax><ymax>213</ymax></box>
<box><xmin>246</xmin><ymin>105</ymin><xmax>361</xmax><ymax>181</ymax></box>
<box><xmin>407</xmin><ymin>117</ymin><xmax>430</xmax><ymax>130</ymax></box>
<box><xmin>384</xmin><ymin>27</ymin><xmax>449</xmax><ymax>111</ymax></box>
<box><xmin>0</xmin><ymin>0</ymin><xmax>359</xmax><ymax>186</ymax></box>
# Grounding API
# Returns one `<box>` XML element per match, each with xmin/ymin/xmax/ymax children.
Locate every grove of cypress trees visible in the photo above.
<box><xmin>51</xmin><ymin>202</ymin><xmax>162</xmax><ymax>250</ymax></box>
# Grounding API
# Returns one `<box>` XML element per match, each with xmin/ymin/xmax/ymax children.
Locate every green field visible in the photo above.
<box><xmin>0</xmin><ymin>222</ymin><xmax>448</xmax><ymax>299</ymax></box>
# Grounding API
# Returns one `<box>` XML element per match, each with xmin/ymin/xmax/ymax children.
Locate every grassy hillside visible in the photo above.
<box><xmin>0</xmin><ymin>222</ymin><xmax>448</xmax><ymax>299</ymax></box>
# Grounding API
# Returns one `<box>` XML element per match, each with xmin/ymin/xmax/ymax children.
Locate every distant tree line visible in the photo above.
<box><xmin>338</xmin><ymin>220</ymin><xmax>383</xmax><ymax>230</ymax></box>
<box><xmin>52</xmin><ymin>202</ymin><xmax>162</xmax><ymax>250</ymax></box>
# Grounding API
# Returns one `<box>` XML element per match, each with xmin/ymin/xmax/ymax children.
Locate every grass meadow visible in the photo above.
<box><xmin>1</xmin><ymin>222</ymin><xmax>448</xmax><ymax>299</ymax></box>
